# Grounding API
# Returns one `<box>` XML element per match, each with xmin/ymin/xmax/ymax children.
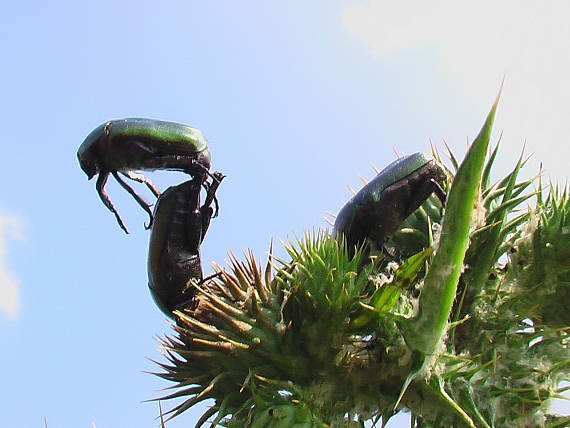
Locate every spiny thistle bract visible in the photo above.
<box><xmin>152</xmin><ymin>98</ymin><xmax>570</xmax><ymax>427</ymax></box>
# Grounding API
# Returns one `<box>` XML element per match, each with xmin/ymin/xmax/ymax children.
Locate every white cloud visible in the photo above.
<box><xmin>0</xmin><ymin>213</ymin><xmax>25</xmax><ymax>320</ymax></box>
<box><xmin>341</xmin><ymin>0</ymin><xmax>570</xmax><ymax>184</ymax></box>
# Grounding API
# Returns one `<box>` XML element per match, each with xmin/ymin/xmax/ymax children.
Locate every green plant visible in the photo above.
<box><xmin>151</xmin><ymin>94</ymin><xmax>570</xmax><ymax>427</ymax></box>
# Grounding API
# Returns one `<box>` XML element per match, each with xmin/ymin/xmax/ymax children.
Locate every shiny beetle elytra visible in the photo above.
<box><xmin>147</xmin><ymin>172</ymin><xmax>225</xmax><ymax>317</ymax></box>
<box><xmin>334</xmin><ymin>152</ymin><xmax>446</xmax><ymax>255</ymax></box>
<box><xmin>78</xmin><ymin>118</ymin><xmax>213</xmax><ymax>233</ymax></box>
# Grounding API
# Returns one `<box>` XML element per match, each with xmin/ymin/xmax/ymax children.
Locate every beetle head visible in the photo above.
<box><xmin>78</xmin><ymin>155</ymin><xmax>98</xmax><ymax>179</ymax></box>
<box><xmin>77</xmin><ymin>122</ymin><xmax>107</xmax><ymax>179</ymax></box>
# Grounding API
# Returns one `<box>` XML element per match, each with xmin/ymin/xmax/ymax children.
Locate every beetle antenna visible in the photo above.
<box><xmin>121</xmin><ymin>171</ymin><xmax>161</xmax><ymax>197</ymax></box>
<box><xmin>96</xmin><ymin>172</ymin><xmax>130</xmax><ymax>234</ymax></box>
<box><xmin>112</xmin><ymin>171</ymin><xmax>154</xmax><ymax>230</ymax></box>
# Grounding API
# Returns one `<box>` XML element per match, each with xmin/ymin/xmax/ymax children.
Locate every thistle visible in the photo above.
<box><xmin>152</xmin><ymin>94</ymin><xmax>570</xmax><ymax>427</ymax></box>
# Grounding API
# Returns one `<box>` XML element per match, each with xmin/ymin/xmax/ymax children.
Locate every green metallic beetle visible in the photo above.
<box><xmin>77</xmin><ymin>118</ymin><xmax>213</xmax><ymax>233</ymax></box>
<box><xmin>148</xmin><ymin>172</ymin><xmax>225</xmax><ymax>317</ymax></box>
<box><xmin>334</xmin><ymin>152</ymin><xmax>447</xmax><ymax>256</ymax></box>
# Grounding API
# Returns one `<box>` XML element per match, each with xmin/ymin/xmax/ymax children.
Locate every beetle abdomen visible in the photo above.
<box><xmin>148</xmin><ymin>180</ymin><xmax>204</xmax><ymax>317</ymax></box>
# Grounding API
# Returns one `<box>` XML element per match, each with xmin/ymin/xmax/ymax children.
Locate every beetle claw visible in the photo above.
<box><xmin>144</xmin><ymin>218</ymin><xmax>153</xmax><ymax>230</ymax></box>
<box><xmin>116</xmin><ymin>215</ymin><xmax>130</xmax><ymax>234</ymax></box>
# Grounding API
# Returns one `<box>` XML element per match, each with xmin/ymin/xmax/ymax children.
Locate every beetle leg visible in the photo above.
<box><xmin>175</xmin><ymin>271</ymin><xmax>224</xmax><ymax>313</ymax></box>
<box><xmin>96</xmin><ymin>172</ymin><xmax>129</xmax><ymax>234</ymax></box>
<box><xmin>179</xmin><ymin>178</ymin><xmax>205</xmax><ymax>254</ymax></box>
<box><xmin>430</xmin><ymin>179</ymin><xmax>447</xmax><ymax>207</ymax></box>
<box><xmin>199</xmin><ymin>205</ymin><xmax>213</xmax><ymax>243</ymax></box>
<box><xmin>112</xmin><ymin>171</ymin><xmax>155</xmax><ymax>230</ymax></box>
<box><xmin>180</xmin><ymin>271</ymin><xmax>222</xmax><ymax>295</ymax></box>
<box><xmin>121</xmin><ymin>171</ymin><xmax>161</xmax><ymax>198</ymax></box>
<box><xmin>200</xmin><ymin>181</ymin><xmax>220</xmax><ymax>218</ymax></box>
<box><xmin>201</xmin><ymin>171</ymin><xmax>226</xmax><ymax>219</ymax></box>
<box><xmin>199</xmin><ymin>172</ymin><xmax>225</xmax><ymax>239</ymax></box>
<box><xmin>203</xmin><ymin>167</ymin><xmax>222</xmax><ymax>182</ymax></box>
<box><xmin>190</xmin><ymin>160</ymin><xmax>216</xmax><ymax>180</ymax></box>
<box><xmin>187</xmin><ymin>161</ymin><xmax>224</xmax><ymax>216</ymax></box>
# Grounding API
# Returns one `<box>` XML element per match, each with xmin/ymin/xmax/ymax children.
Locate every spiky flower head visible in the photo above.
<box><xmin>153</xmin><ymin>99</ymin><xmax>570</xmax><ymax>427</ymax></box>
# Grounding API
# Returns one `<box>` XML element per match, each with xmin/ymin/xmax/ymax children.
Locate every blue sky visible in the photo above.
<box><xmin>1</xmin><ymin>1</ymin><xmax>568</xmax><ymax>427</ymax></box>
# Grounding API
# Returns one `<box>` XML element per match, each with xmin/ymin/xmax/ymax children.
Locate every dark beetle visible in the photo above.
<box><xmin>334</xmin><ymin>152</ymin><xmax>446</xmax><ymax>255</ymax></box>
<box><xmin>78</xmin><ymin>118</ymin><xmax>213</xmax><ymax>233</ymax></box>
<box><xmin>147</xmin><ymin>173</ymin><xmax>224</xmax><ymax>317</ymax></box>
